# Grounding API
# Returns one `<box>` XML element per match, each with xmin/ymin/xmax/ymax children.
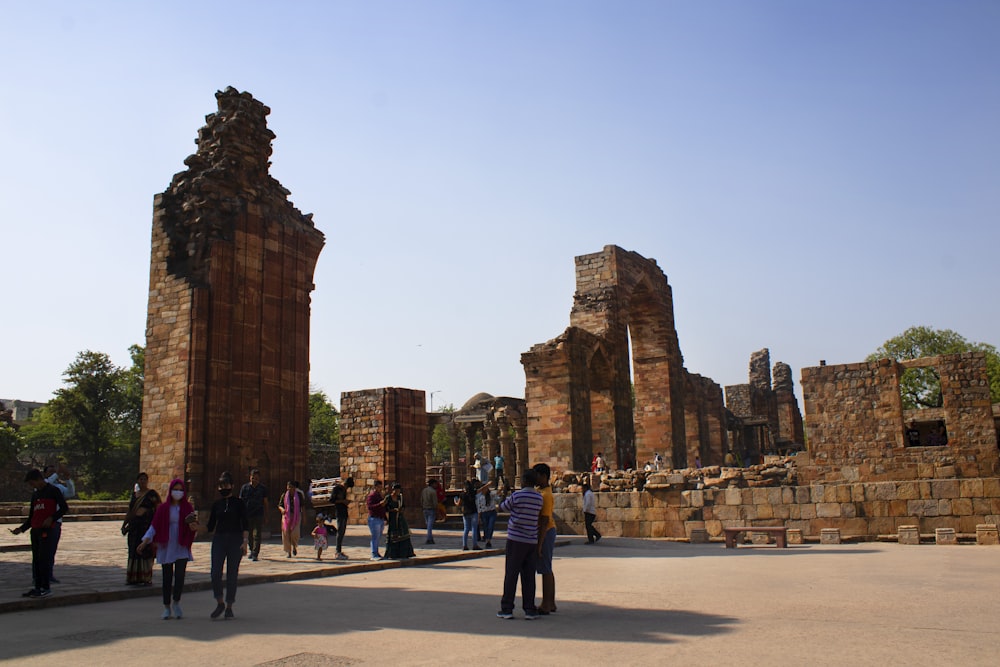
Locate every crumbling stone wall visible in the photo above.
<box><xmin>141</xmin><ymin>88</ymin><xmax>324</xmax><ymax>518</ymax></box>
<box><xmin>725</xmin><ymin>349</ymin><xmax>804</xmax><ymax>463</ymax></box>
<box><xmin>522</xmin><ymin>246</ymin><xmax>729</xmax><ymax>472</ymax></box>
<box><xmin>800</xmin><ymin>352</ymin><xmax>998</xmax><ymax>482</ymax></box>
<box><xmin>339</xmin><ymin>388</ymin><xmax>428</xmax><ymax>523</ymax></box>
<box><xmin>553</xmin><ymin>477</ymin><xmax>1000</xmax><ymax>539</ymax></box>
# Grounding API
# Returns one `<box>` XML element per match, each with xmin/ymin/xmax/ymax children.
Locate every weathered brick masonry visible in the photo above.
<box><xmin>339</xmin><ymin>388</ymin><xmax>428</xmax><ymax>523</ymax></box>
<box><xmin>141</xmin><ymin>88</ymin><xmax>324</xmax><ymax>521</ymax></box>
<box><xmin>554</xmin><ymin>352</ymin><xmax>999</xmax><ymax>539</ymax></box>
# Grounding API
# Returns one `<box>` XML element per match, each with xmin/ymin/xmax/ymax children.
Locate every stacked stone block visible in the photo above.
<box><xmin>800</xmin><ymin>353</ymin><xmax>998</xmax><ymax>483</ymax></box>
<box><xmin>141</xmin><ymin>88</ymin><xmax>324</xmax><ymax>520</ymax></box>
<box><xmin>524</xmin><ymin>245</ymin><xmax>737</xmax><ymax>475</ymax></box>
<box><xmin>553</xmin><ymin>476</ymin><xmax>1000</xmax><ymax>540</ymax></box>
<box><xmin>339</xmin><ymin>388</ymin><xmax>428</xmax><ymax>523</ymax></box>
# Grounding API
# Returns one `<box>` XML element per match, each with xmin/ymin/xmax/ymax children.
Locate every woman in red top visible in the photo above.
<box><xmin>138</xmin><ymin>478</ymin><xmax>199</xmax><ymax>619</ymax></box>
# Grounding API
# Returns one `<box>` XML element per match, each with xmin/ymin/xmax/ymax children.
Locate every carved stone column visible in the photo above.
<box><xmin>513</xmin><ymin>420</ymin><xmax>529</xmax><ymax>488</ymax></box>
<box><xmin>497</xmin><ymin>413</ymin><xmax>514</xmax><ymax>489</ymax></box>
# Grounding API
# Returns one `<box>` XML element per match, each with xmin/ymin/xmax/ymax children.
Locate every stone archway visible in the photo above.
<box><xmin>523</xmin><ymin>245</ymin><xmax>727</xmax><ymax>473</ymax></box>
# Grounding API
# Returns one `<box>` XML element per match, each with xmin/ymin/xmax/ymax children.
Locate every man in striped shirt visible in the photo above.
<box><xmin>497</xmin><ymin>467</ymin><xmax>543</xmax><ymax>620</ymax></box>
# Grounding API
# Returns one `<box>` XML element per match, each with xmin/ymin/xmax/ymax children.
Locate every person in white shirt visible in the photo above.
<box><xmin>582</xmin><ymin>480</ymin><xmax>601</xmax><ymax>544</ymax></box>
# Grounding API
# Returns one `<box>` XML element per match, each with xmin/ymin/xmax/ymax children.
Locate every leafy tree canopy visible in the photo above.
<box><xmin>19</xmin><ymin>348</ymin><xmax>143</xmax><ymax>493</ymax></box>
<box><xmin>867</xmin><ymin>326</ymin><xmax>1000</xmax><ymax>409</ymax></box>
<box><xmin>431</xmin><ymin>404</ymin><xmax>456</xmax><ymax>463</ymax></box>
<box><xmin>309</xmin><ymin>390</ymin><xmax>339</xmax><ymax>449</ymax></box>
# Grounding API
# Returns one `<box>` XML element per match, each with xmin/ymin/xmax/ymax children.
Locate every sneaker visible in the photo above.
<box><xmin>524</xmin><ymin>612</ymin><xmax>540</xmax><ymax>620</ymax></box>
<box><xmin>27</xmin><ymin>588</ymin><xmax>51</xmax><ymax>598</ymax></box>
<box><xmin>496</xmin><ymin>611</ymin><xmax>514</xmax><ymax>619</ymax></box>
<box><xmin>172</xmin><ymin>602</ymin><xmax>183</xmax><ymax>619</ymax></box>
<box><xmin>211</xmin><ymin>602</ymin><xmax>226</xmax><ymax>619</ymax></box>
<box><xmin>49</xmin><ymin>577</ymin><xmax>60</xmax><ymax>584</ymax></box>
<box><xmin>336</xmin><ymin>553</ymin><xmax>348</xmax><ymax>560</ymax></box>
<box><xmin>22</xmin><ymin>589</ymin><xmax>37</xmax><ymax>598</ymax></box>
<box><xmin>224</xmin><ymin>607</ymin><xmax>234</xmax><ymax>619</ymax></box>
<box><xmin>161</xmin><ymin>607</ymin><xmax>172</xmax><ymax>620</ymax></box>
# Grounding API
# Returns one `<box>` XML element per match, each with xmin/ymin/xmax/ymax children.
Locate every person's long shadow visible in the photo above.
<box><xmin>6</xmin><ymin>577</ymin><xmax>739</xmax><ymax>661</ymax></box>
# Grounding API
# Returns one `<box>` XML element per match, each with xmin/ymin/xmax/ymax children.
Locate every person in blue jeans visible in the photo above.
<box><xmin>461</xmin><ymin>479</ymin><xmax>483</xmax><ymax>550</ymax></box>
<box><xmin>477</xmin><ymin>484</ymin><xmax>499</xmax><ymax>548</ymax></box>
<box><xmin>365</xmin><ymin>480</ymin><xmax>388</xmax><ymax>559</ymax></box>
<box><xmin>420</xmin><ymin>479</ymin><xmax>439</xmax><ymax>544</ymax></box>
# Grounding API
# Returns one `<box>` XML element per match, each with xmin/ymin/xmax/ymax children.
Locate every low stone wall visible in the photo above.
<box><xmin>553</xmin><ymin>478</ymin><xmax>1000</xmax><ymax>539</ymax></box>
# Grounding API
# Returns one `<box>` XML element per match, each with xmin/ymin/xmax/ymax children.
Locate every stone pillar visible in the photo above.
<box><xmin>935</xmin><ymin>527</ymin><xmax>957</xmax><ymax>545</ymax></box>
<box><xmin>497</xmin><ymin>414</ymin><xmax>514</xmax><ymax>488</ymax></box>
<box><xmin>141</xmin><ymin>88</ymin><xmax>324</xmax><ymax>527</ymax></box>
<box><xmin>483</xmin><ymin>418</ymin><xmax>500</xmax><ymax>480</ymax></box>
<box><xmin>820</xmin><ymin>528</ymin><xmax>841</xmax><ymax>545</ymax></box>
<box><xmin>447</xmin><ymin>420</ymin><xmax>460</xmax><ymax>491</ymax></box>
<box><xmin>976</xmin><ymin>524</ymin><xmax>998</xmax><ymax>545</ymax></box>
<box><xmin>898</xmin><ymin>525</ymin><xmax>920</xmax><ymax>545</ymax></box>
<box><xmin>513</xmin><ymin>422</ymin><xmax>529</xmax><ymax>488</ymax></box>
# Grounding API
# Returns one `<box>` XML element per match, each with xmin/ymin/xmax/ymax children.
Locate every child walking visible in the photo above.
<box><xmin>312</xmin><ymin>515</ymin><xmax>328</xmax><ymax>560</ymax></box>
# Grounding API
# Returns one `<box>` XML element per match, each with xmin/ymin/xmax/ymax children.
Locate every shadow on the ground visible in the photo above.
<box><xmin>2</xmin><ymin>576</ymin><xmax>740</xmax><ymax>660</ymax></box>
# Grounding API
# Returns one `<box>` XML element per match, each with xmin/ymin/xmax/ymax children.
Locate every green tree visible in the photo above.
<box><xmin>431</xmin><ymin>404</ymin><xmax>456</xmax><ymax>463</ymax></box>
<box><xmin>309</xmin><ymin>390</ymin><xmax>339</xmax><ymax>448</ymax></box>
<box><xmin>117</xmin><ymin>344</ymin><xmax>145</xmax><ymax>444</ymax></box>
<box><xmin>868</xmin><ymin>326</ymin><xmax>1000</xmax><ymax>409</ymax></box>
<box><xmin>0</xmin><ymin>423</ymin><xmax>22</xmax><ymax>467</ymax></box>
<box><xmin>20</xmin><ymin>349</ymin><xmax>140</xmax><ymax>493</ymax></box>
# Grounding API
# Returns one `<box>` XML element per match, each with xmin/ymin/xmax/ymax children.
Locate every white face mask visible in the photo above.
<box><xmin>171</xmin><ymin>490</ymin><xmax>184</xmax><ymax>500</ymax></box>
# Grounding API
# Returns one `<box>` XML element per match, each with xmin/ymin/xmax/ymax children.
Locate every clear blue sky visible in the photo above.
<box><xmin>2</xmin><ymin>1</ymin><xmax>998</xmax><ymax>412</ymax></box>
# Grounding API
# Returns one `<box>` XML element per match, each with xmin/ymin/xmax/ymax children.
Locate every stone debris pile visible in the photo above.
<box><xmin>553</xmin><ymin>458</ymin><xmax>799</xmax><ymax>494</ymax></box>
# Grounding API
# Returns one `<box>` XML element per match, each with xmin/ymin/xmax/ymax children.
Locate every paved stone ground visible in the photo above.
<box><xmin>1</xmin><ymin>522</ymin><xmax>998</xmax><ymax>665</ymax></box>
<box><xmin>0</xmin><ymin>520</ymin><xmax>502</xmax><ymax>612</ymax></box>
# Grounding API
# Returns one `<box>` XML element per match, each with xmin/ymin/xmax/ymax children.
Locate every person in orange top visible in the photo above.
<box><xmin>532</xmin><ymin>463</ymin><xmax>558</xmax><ymax>614</ymax></box>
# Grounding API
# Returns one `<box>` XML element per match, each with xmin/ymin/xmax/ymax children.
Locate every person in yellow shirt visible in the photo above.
<box><xmin>532</xmin><ymin>463</ymin><xmax>557</xmax><ymax>614</ymax></box>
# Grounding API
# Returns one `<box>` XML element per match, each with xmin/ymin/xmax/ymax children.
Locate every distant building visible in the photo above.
<box><xmin>0</xmin><ymin>398</ymin><xmax>46</xmax><ymax>424</ymax></box>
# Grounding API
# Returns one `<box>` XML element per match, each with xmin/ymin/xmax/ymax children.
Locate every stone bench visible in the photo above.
<box><xmin>723</xmin><ymin>526</ymin><xmax>788</xmax><ymax>549</ymax></box>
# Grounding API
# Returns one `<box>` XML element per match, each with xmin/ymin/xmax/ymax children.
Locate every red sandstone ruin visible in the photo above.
<box><xmin>140</xmin><ymin>88</ymin><xmax>324</xmax><ymax>517</ymax></box>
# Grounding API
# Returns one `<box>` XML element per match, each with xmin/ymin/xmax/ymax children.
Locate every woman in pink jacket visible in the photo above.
<box><xmin>138</xmin><ymin>478</ymin><xmax>200</xmax><ymax>619</ymax></box>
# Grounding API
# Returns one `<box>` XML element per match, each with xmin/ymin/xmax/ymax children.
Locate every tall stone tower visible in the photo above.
<box><xmin>141</xmin><ymin>87</ymin><xmax>325</xmax><ymax>516</ymax></box>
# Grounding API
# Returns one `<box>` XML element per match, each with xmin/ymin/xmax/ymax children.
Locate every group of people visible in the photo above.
<box><xmin>498</xmin><ymin>462</ymin><xmax>559</xmax><ymax>619</ymax></box>
<box><xmin>132</xmin><ymin>473</ymin><xmax>250</xmax><ymax>620</ymax></box>
<box><xmin>14</xmin><ymin>462</ymin><xmax>597</xmax><ymax>623</ymax></box>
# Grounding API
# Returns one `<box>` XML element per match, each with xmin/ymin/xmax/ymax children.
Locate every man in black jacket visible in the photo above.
<box><xmin>11</xmin><ymin>469</ymin><xmax>69</xmax><ymax>598</ymax></box>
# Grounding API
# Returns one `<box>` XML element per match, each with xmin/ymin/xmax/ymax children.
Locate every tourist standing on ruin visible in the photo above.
<box><xmin>138</xmin><ymin>478</ymin><xmax>199</xmax><ymax>619</ymax></box>
<box><xmin>330</xmin><ymin>477</ymin><xmax>354</xmax><ymax>560</ymax></box>
<box><xmin>206</xmin><ymin>471</ymin><xmax>249</xmax><ymax>619</ymax></box>
<box><xmin>497</xmin><ymin>467</ymin><xmax>543</xmax><ymax>620</ymax></box>
<box><xmin>533</xmin><ymin>463</ymin><xmax>558</xmax><ymax>614</ymax></box>
<box><xmin>494</xmin><ymin>453</ymin><xmax>505</xmax><ymax>489</ymax></box>
<box><xmin>10</xmin><ymin>469</ymin><xmax>69</xmax><ymax>599</ymax></box>
<box><xmin>581</xmin><ymin>481</ymin><xmax>601</xmax><ymax>544</ymax></box>
<box><xmin>125</xmin><ymin>472</ymin><xmax>161</xmax><ymax>585</ymax></box>
<box><xmin>366</xmin><ymin>480</ymin><xmax>388</xmax><ymax>559</ymax></box>
<box><xmin>278</xmin><ymin>481</ymin><xmax>304</xmax><ymax>558</ymax></box>
<box><xmin>239</xmin><ymin>468</ymin><xmax>269</xmax><ymax>561</ymax></box>
<box><xmin>420</xmin><ymin>479</ymin><xmax>439</xmax><ymax>544</ymax></box>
